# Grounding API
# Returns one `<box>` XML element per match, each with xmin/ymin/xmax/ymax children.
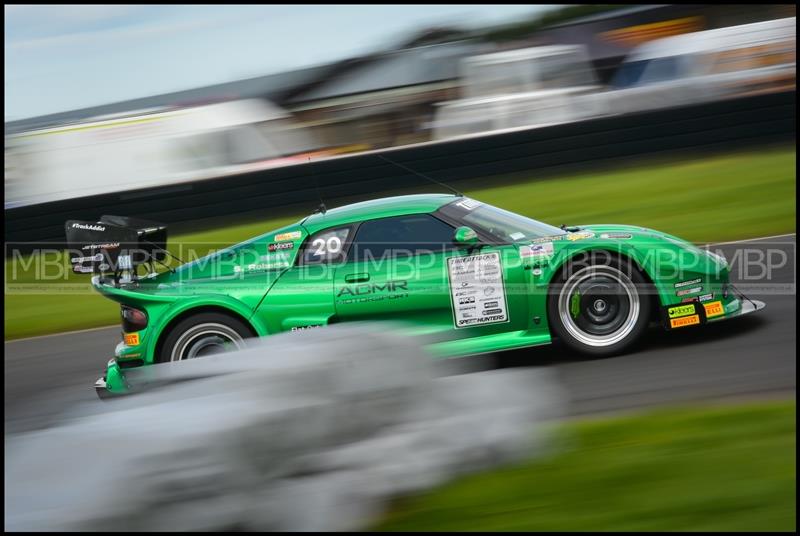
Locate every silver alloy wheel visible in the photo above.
<box><xmin>169</xmin><ymin>322</ymin><xmax>246</xmax><ymax>361</ymax></box>
<box><xmin>557</xmin><ymin>265</ymin><xmax>640</xmax><ymax>347</ymax></box>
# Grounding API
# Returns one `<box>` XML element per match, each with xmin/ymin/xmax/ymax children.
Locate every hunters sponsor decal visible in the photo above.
<box><xmin>667</xmin><ymin>304</ymin><xmax>696</xmax><ymax>319</ymax></box>
<box><xmin>274</xmin><ymin>231</ymin><xmax>302</xmax><ymax>242</ymax></box>
<box><xmin>670</xmin><ymin>315</ymin><xmax>700</xmax><ymax>329</ymax></box>
<box><xmin>520</xmin><ymin>242</ymin><xmax>554</xmax><ymax>258</ymax></box>
<box><xmin>703</xmin><ymin>301</ymin><xmax>725</xmax><ymax>318</ymax></box>
<box><xmin>676</xmin><ymin>286</ymin><xmax>703</xmax><ymax>297</ymax></box>
<box><xmin>566</xmin><ymin>231</ymin><xmax>594</xmax><ymax>241</ymax></box>
<box><xmin>674</xmin><ymin>278</ymin><xmax>702</xmax><ymax>288</ymax></box>
<box><xmin>447</xmin><ymin>252</ymin><xmax>509</xmax><ymax>328</ymax></box>
<box><xmin>124</xmin><ymin>332</ymin><xmax>140</xmax><ymax>346</ymax></box>
<box><xmin>268</xmin><ymin>242</ymin><xmax>295</xmax><ymax>252</ymax></box>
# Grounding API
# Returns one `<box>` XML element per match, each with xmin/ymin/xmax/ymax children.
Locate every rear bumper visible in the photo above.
<box><xmin>94</xmin><ymin>376</ymin><xmax>113</xmax><ymax>400</ymax></box>
<box><xmin>94</xmin><ymin>359</ymin><xmax>130</xmax><ymax>399</ymax></box>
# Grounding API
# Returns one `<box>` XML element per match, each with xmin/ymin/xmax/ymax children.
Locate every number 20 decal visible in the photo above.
<box><xmin>312</xmin><ymin>236</ymin><xmax>343</xmax><ymax>256</ymax></box>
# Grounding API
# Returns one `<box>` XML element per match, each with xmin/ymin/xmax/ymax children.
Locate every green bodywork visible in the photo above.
<box><xmin>94</xmin><ymin>194</ymin><xmax>744</xmax><ymax>395</ymax></box>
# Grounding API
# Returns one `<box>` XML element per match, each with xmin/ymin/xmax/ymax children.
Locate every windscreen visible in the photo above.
<box><xmin>442</xmin><ymin>199</ymin><xmax>567</xmax><ymax>243</ymax></box>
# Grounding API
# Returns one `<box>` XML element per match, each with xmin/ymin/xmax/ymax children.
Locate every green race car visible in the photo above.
<box><xmin>67</xmin><ymin>194</ymin><xmax>764</xmax><ymax>398</ymax></box>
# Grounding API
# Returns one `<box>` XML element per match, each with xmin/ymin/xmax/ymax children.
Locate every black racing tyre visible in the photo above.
<box><xmin>547</xmin><ymin>252</ymin><xmax>652</xmax><ymax>357</ymax></box>
<box><xmin>157</xmin><ymin>312</ymin><xmax>254</xmax><ymax>363</ymax></box>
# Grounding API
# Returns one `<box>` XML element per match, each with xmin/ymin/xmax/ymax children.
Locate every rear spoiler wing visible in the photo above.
<box><xmin>65</xmin><ymin>215</ymin><xmax>169</xmax><ymax>284</ymax></box>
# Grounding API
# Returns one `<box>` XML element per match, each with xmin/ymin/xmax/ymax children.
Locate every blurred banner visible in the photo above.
<box><xmin>4</xmin><ymin>7</ymin><xmax>795</xmax><ymax>213</ymax></box>
<box><xmin>599</xmin><ymin>16</ymin><xmax>705</xmax><ymax>48</ymax></box>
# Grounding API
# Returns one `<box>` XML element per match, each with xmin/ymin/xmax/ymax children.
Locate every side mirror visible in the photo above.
<box><xmin>454</xmin><ymin>226</ymin><xmax>479</xmax><ymax>248</ymax></box>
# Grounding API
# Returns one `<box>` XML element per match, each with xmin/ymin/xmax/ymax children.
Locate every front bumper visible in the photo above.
<box><xmin>707</xmin><ymin>297</ymin><xmax>766</xmax><ymax>322</ymax></box>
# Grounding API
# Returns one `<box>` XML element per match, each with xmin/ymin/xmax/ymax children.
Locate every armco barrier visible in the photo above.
<box><xmin>4</xmin><ymin>90</ymin><xmax>795</xmax><ymax>245</ymax></box>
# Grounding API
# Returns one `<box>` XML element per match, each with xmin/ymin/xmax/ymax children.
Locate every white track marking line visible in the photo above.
<box><xmin>5</xmin><ymin>233</ymin><xmax>796</xmax><ymax>344</ymax></box>
<box><xmin>6</xmin><ymin>324</ymin><xmax>119</xmax><ymax>344</ymax></box>
<box><xmin>698</xmin><ymin>233</ymin><xmax>796</xmax><ymax>248</ymax></box>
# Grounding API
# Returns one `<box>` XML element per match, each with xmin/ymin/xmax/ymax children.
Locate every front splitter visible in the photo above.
<box><xmin>708</xmin><ymin>298</ymin><xmax>766</xmax><ymax>323</ymax></box>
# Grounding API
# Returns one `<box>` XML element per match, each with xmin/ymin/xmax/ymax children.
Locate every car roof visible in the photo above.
<box><xmin>301</xmin><ymin>193</ymin><xmax>459</xmax><ymax>233</ymax></box>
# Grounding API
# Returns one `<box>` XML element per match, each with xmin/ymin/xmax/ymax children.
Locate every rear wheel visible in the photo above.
<box><xmin>547</xmin><ymin>253</ymin><xmax>652</xmax><ymax>357</ymax></box>
<box><xmin>158</xmin><ymin>312</ymin><xmax>254</xmax><ymax>363</ymax></box>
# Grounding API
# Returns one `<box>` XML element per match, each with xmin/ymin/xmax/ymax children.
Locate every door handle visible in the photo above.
<box><xmin>344</xmin><ymin>273</ymin><xmax>370</xmax><ymax>283</ymax></box>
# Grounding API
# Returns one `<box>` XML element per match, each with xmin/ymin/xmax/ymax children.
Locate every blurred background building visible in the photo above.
<box><xmin>4</xmin><ymin>4</ymin><xmax>796</xmax><ymax>209</ymax></box>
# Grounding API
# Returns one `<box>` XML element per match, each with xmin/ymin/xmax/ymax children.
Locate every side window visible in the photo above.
<box><xmin>349</xmin><ymin>214</ymin><xmax>456</xmax><ymax>263</ymax></box>
<box><xmin>301</xmin><ymin>227</ymin><xmax>351</xmax><ymax>265</ymax></box>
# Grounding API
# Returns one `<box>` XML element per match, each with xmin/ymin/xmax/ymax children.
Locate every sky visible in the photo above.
<box><xmin>5</xmin><ymin>4</ymin><xmax>562</xmax><ymax>121</ymax></box>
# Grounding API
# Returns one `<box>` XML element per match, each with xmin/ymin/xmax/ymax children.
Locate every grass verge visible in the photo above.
<box><xmin>372</xmin><ymin>400</ymin><xmax>797</xmax><ymax>532</ymax></box>
<box><xmin>4</xmin><ymin>145</ymin><xmax>795</xmax><ymax>340</ymax></box>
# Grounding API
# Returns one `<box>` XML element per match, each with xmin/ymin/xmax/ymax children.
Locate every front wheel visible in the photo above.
<box><xmin>547</xmin><ymin>254</ymin><xmax>652</xmax><ymax>357</ymax></box>
<box><xmin>157</xmin><ymin>312</ymin><xmax>254</xmax><ymax>363</ymax></box>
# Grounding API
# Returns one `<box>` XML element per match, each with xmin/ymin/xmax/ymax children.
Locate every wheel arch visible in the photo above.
<box><xmin>546</xmin><ymin>248</ymin><xmax>662</xmax><ymax>325</ymax></box>
<box><xmin>153</xmin><ymin>305</ymin><xmax>258</xmax><ymax>364</ymax></box>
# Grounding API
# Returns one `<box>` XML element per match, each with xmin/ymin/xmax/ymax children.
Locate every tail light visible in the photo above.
<box><xmin>121</xmin><ymin>306</ymin><xmax>148</xmax><ymax>332</ymax></box>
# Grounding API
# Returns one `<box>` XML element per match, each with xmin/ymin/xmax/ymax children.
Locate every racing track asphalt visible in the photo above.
<box><xmin>5</xmin><ymin>235</ymin><xmax>796</xmax><ymax>435</ymax></box>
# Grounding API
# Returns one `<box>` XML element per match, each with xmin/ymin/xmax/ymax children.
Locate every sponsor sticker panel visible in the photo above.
<box><xmin>447</xmin><ymin>252</ymin><xmax>509</xmax><ymax>328</ymax></box>
<box><xmin>124</xmin><ymin>332</ymin><xmax>140</xmax><ymax>346</ymax></box>
<box><xmin>268</xmin><ymin>242</ymin><xmax>295</xmax><ymax>252</ymax></box>
<box><xmin>520</xmin><ymin>242</ymin><xmax>554</xmax><ymax>259</ymax></box>
<box><xmin>671</xmin><ymin>315</ymin><xmax>700</xmax><ymax>328</ymax></box>
<box><xmin>665</xmin><ymin>301</ymin><xmax>707</xmax><ymax>329</ymax></box>
<box><xmin>274</xmin><ymin>231</ymin><xmax>302</xmax><ymax>242</ymax></box>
